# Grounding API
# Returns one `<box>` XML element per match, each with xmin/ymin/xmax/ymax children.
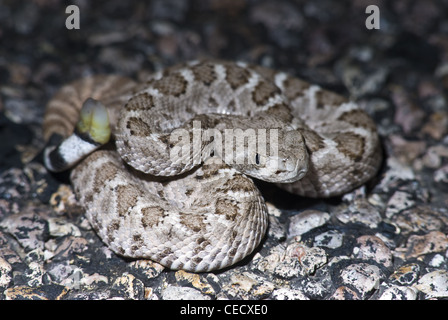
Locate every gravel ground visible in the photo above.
<box><xmin>1</xmin><ymin>0</ymin><xmax>448</xmax><ymax>300</ymax></box>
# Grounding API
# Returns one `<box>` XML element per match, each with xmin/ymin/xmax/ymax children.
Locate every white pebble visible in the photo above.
<box><xmin>379</xmin><ymin>285</ymin><xmax>418</xmax><ymax>300</ymax></box>
<box><xmin>429</xmin><ymin>254</ymin><xmax>445</xmax><ymax>267</ymax></box>
<box><xmin>0</xmin><ymin>257</ymin><xmax>12</xmax><ymax>288</ymax></box>
<box><xmin>314</xmin><ymin>230</ymin><xmax>343</xmax><ymax>249</ymax></box>
<box><xmin>288</xmin><ymin>210</ymin><xmax>330</xmax><ymax>237</ymax></box>
<box><xmin>414</xmin><ymin>270</ymin><xmax>448</xmax><ymax>298</ymax></box>
<box><xmin>340</xmin><ymin>263</ymin><xmax>382</xmax><ymax>297</ymax></box>
<box><xmin>162</xmin><ymin>285</ymin><xmax>211</xmax><ymax>300</ymax></box>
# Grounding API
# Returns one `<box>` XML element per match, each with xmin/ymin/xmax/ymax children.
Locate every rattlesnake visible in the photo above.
<box><xmin>42</xmin><ymin>60</ymin><xmax>382</xmax><ymax>272</ymax></box>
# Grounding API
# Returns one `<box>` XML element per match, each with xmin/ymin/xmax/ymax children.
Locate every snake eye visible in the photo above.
<box><xmin>255</xmin><ymin>153</ymin><xmax>260</xmax><ymax>165</ymax></box>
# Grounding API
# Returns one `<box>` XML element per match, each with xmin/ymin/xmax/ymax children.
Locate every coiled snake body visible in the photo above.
<box><xmin>43</xmin><ymin>60</ymin><xmax>381</xmax><ymax>272</ymax></box>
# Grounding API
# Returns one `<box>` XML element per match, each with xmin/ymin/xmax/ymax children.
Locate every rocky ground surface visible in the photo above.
<box><xmin>1</xmin><ymin>0</ymin><xmax>448</xmax><ymax>300</ymax></box>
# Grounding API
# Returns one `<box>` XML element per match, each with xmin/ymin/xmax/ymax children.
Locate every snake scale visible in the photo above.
<box><xmin>42</xmin><ymin>60</ymin><xmax>382</xmax><ymax>272</ymax></box>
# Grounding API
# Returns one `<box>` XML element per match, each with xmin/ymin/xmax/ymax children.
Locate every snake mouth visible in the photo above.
<box><xmin>276</xmin><ymin>154</ymin><xmax>309</xmax><ymax>183</ymax></box>
<box><xmin>275</xmin><ymin>168</ymin><xmax>307</xmax><ymax>183</ymax></box>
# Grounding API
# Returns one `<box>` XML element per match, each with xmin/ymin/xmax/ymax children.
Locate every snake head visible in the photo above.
<box><xmin>238</xmin><ymin>129</ymin><xmax>309</xmax><ymax>183</ymax></box>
